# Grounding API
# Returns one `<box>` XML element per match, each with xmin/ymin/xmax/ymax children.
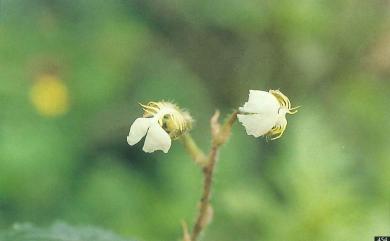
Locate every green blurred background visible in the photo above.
<box><xmin>1</xmin><ymin>0</ymin><xmax>390</xmax><ymax>240</ymax></box>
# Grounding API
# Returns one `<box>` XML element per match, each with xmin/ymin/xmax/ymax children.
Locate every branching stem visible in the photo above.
<box><xmin>182</xmin><ymin>111</ymin><xmax>237</xmax><ymax>241</ymax></box>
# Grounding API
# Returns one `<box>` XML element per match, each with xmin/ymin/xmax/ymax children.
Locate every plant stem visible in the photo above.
<box><xmin>181</xmin><ymin>135</ymin><xmax>207</xmax><ymax>167</ymax></box>
<box><xmin>190</xmin><ymin>144</ymin><xmax>218</xmax><ymax>241</ymax></box>
<box><xmin>182</xmin><ymin>111</ymin><xmax>237</xmax><ymax>241</ymax></box>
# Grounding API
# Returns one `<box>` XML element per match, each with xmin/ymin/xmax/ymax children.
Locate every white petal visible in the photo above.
<box><xmin>143</xmin><ymin>123</ymin><xmax>171</xmax><ymax>153</ymax></box>
<box><xmin>275</xmin><ymin>114</ymin><xmax>287</xmax><ymax>128</ymax></box>
<box><xmin>239</xmin><ymin>90</ymin><xmax>279</xmax><ymax>114</ymax></box>
<box><xmin>237</xmin><ymin>113</ymin><xmax>278</xmax><ymax>137</ymax></box>
<box><xmin>127</xmin><ymin>117</ymin><xmax>152</xmax><ymax>146</ymax></box>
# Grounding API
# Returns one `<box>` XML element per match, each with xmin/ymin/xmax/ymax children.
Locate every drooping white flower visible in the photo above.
<box><xmin>237</xmin><ymin>90</ymin><xmax>299</xmax><ymax>140</ymax></box>
<box><xmin>127</xmin><ymin>102</ymin><xmax>192</xmax><ymax>153</ymax></box>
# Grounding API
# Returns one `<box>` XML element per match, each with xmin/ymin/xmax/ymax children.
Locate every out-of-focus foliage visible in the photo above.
<box><xmin>0</xmin><ymin>0</ymin><xmax>389</xmax><ymax>241</ymax></box>
<box><xmin>0</xmin><ymin>223</ymin><xmax>135</xmax><ymax>241</ymax></box>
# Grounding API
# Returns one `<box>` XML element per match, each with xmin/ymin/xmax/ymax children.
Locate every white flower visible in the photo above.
<box><xmin>237</xmin><ymin>90</ymin><xmax>299</xmax><ymax>140</ymax></box>
<box><xmin>127</xmin><ymin>102</ymin><xmax>192</xmax><ymax>153</ymax></box>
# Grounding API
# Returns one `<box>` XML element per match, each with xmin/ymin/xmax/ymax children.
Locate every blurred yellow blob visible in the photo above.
<box><xmin>30</xmin><ymin>74</ymin><xmax>70</xmax><ymax>117</ymax></box>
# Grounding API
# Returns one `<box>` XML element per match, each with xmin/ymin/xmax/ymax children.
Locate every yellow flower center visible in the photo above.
<box><xmin>139</xmin><ymin>102</ymin><xmax>192</xmax><ymax>139</ymax></box>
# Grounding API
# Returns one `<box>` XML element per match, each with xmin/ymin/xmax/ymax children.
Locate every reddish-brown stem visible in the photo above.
<box><xmin>190</xmin><ymin>145</ymin><xmax>218</xmax><ymax>241</ymax></box>
<box><xmin>183</xmin><ymin>111</ymin><xmax>237</xmax><ymax>241</ymax></box>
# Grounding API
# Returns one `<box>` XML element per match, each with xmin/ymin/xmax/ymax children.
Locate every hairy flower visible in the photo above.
<box><xmin>238</xmin><ymin>90</ymin><xmax>299</xmax><ymax>140</ymax></box>
<box><xmin>127</xmin><ymin>101</ymin><xmax>192</xmax><ymax>153</ymax></box>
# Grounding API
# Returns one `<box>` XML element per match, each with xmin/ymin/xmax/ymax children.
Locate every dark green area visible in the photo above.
<box><xmin>0</xmin><ymin>1</ymin><xmax>389</xmax><ymax>241</ymax></box>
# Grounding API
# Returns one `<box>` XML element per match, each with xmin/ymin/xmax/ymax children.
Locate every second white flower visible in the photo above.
<box><xmin>237</xmin><ymin>90</ymin><xmax>298</xmax><ymax>140</ymax></box>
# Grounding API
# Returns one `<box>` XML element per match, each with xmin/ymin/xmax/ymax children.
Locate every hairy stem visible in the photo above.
<box><xmin>182</xmin><ymin>111</ymin><xmax>237</xmax><ymax>241</ymax></box>
<box><xmin>190</xmin><ymin>145</ymin><xmax>218</xmax><ymax>241</ymax></box>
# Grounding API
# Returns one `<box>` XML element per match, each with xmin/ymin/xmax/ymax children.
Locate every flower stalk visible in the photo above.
<box><xmin>181</xmin><ymin>135</ymin><xmax>207</xmax><ymax>167</ymax></box>
<box><xmin>182</xmin><ymin>111</ymin><xmax>238</xmax><ymax>241</ymax></box>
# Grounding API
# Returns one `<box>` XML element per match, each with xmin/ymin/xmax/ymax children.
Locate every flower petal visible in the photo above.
<box><xmin>237</xmin><ymin>113</ymin><xmax>278</xmax><ymax>137</ymax></box>
<box><xmin>143</xmin><ymin>123</ymin><xmax>171</xmax><ymax>153</ymax></box>
<box><xmin>239</xmin><ymin>90</ymin><xmax>279</xmax><ymax>114</ymax></box>
<box><xmin>127</xmin><ymin>117</ymin><xmax>152</xmax><ymax>146</ymax></box>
